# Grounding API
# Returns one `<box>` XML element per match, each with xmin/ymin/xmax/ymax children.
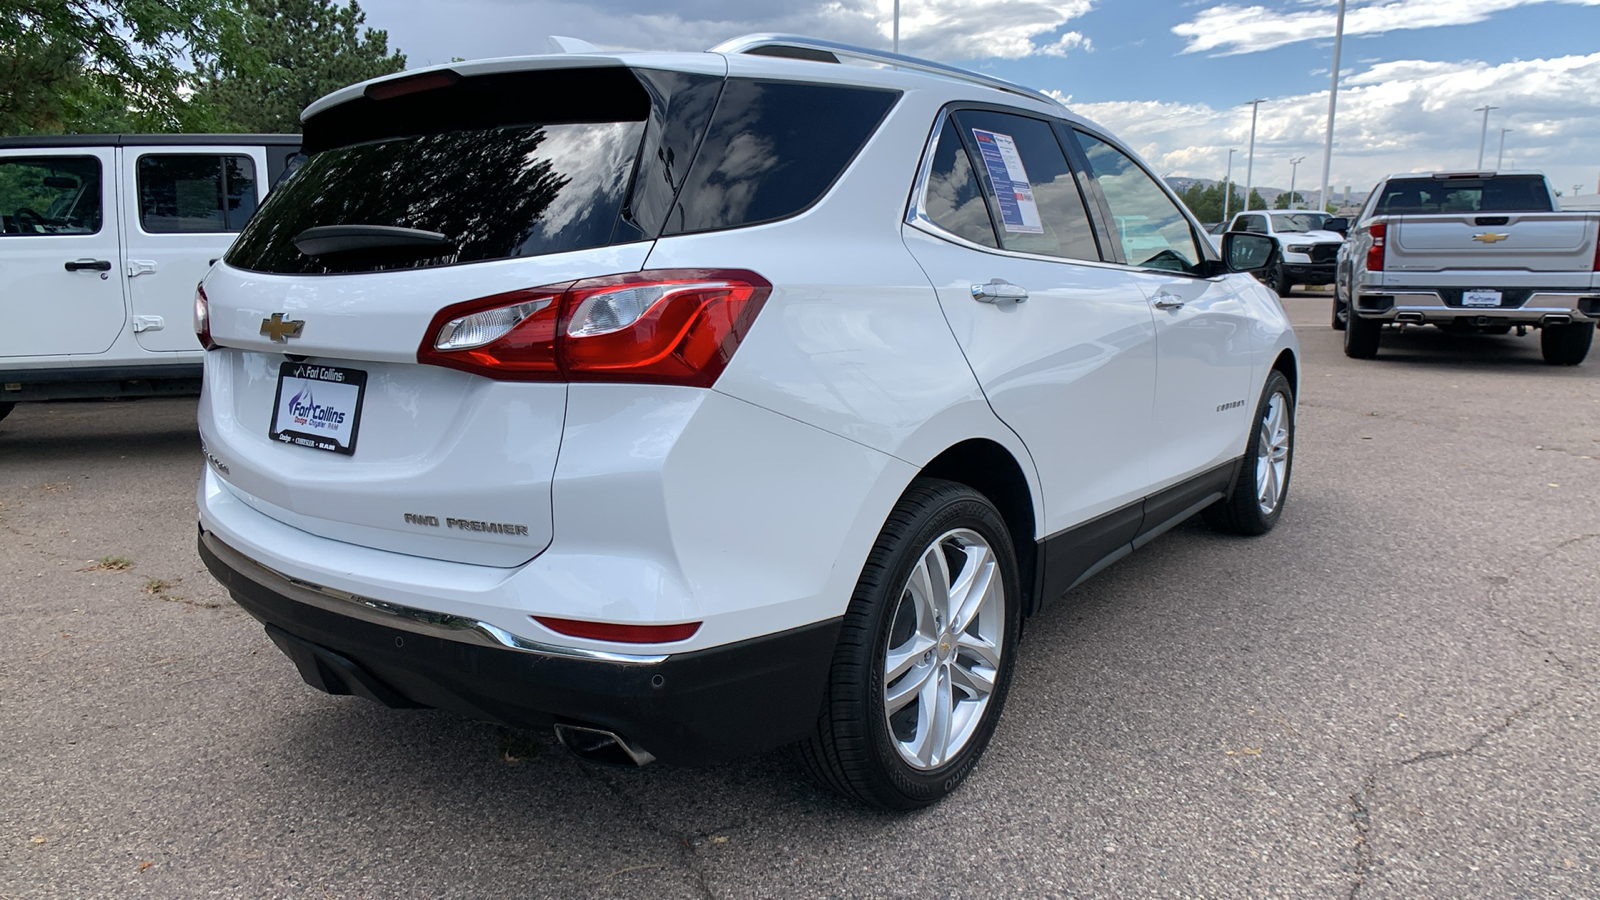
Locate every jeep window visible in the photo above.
<box><xmin>951</xmin><ymin>110</ymin><xmax>1099</xmax><ymax>261</ymax></box>
<box><xmin>920</xmin><ymin>117</ymin><xmax>998</xmax><ymax>248</ymax></box>
<box><xmin>226</xmin><ymin>67</ymin><xmax>721</xmax><ymax>274</ymax></box>
<box><xmin>1073</xmin><ymin>132</ymin><xmax>1202</xmax><ymax>273</ymax></box>
<box><xmin>0</xmin><ymin>157</ymin><xmax>102</xmax><ymax>235</ymax></box>
<box><xmin>1375</xmin><ymin>175</ymin><xmax>1554</xmax><ymax>214</ymax></box>
<box><xmin>666</xmin><ymin>80</ymin><xmax>899</xmax><ymax>235</ymax></box>
<box><xmin>138</xmin><ymin>155</ymin><xmax>258</xmax><ymax>233</ymax></box>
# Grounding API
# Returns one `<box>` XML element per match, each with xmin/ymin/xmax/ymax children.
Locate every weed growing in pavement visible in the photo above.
<box><xmin>84</xmin><ymin>555</ymin><xmax>134</xmax><ymax>571</ymax></box>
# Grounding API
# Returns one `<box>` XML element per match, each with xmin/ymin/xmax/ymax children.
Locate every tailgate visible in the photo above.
<box><xmin>1386</xmin><ymin>213</ymin><xmax>1598</xmax><ymax>274</ymax></box>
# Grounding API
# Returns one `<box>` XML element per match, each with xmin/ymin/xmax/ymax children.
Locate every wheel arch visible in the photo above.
<box><xmin>915</xmin><ymin>438</ymin><xmax>1040</xmax><ymax>617</ymax></box>
<box><xmin>1270</xmin><ymin>347</ymin><xmax>1298</xmax><ymax>397</ymax></box>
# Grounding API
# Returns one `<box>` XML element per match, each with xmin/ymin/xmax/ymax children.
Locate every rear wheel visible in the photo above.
<box><xmin>1344</xmin><ymin>311</ymin><xmax>1381</xmax><ymax>359</ymax></box>
<box><xmin>1541</xmin><ymin>322</ymin><xmax>1594</xmax><ymax>366</ymax></box>
<box><xmin>798</xmin><ymin>479</ymin><xmax>1020</xmax><ymax>810</ymax></box>
<box><xmin>1204</xmin><ymin>370</ymin><xmax>1294</xmax><ymax>536</ymax></box>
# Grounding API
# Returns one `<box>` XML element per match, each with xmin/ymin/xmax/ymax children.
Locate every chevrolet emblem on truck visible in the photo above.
<box><xmin>1472</xmin><ymin>232</ymin><xmax>1510</xmax><ymax>243</ymax></box>
<box><xmin>260</xmin><ymin>312</ymin><xmax>306</xmax><ymax>342</ymax></box>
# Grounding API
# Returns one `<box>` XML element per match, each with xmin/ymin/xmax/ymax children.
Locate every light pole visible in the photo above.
<box><xmin>1317</xmin><ymin>0</ymin><xmax>1346</xmax><ymax>215</ymax></box>
<box><xmin>1475</xmin><ymin>104</ymin><xmax>1499</xmax><ymax>169</ymax></box>
<box><xmin>1222</xmin><ymin>148</ymin><xmax>1238</xmax><ymax>222</ymax></box>
<box><xmin>1288</xmin><ymin>156</ymin><xmax>1306</xmax><ymax>209</ymax></box>
<box><xmin>1243</xmin><ymin>99</ymin><xmax>1265</xmax><ymax>211</ymax></box>
<box><xmin>1496</xmin><ymin>128</ymin><xmax>1512</xmax><ymax>170</ymax></box>
<box><xmin>893</xmin><ymin>0</ymin><xmax>900</xmax><ymax>52</ymax></box>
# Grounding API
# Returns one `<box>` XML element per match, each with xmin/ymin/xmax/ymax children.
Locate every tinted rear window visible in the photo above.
<box><xmin>665</xmin><ymin>80</ymin><xmax>899</xmax><ymax>235</ymax></box>
<box><xmin>225</xmin><ymin>67</ymin><xmax>720</xmax><ymax>275</ymax></box>
<box><xmin>1375</xmin><ymin>176</ymin><xmax>1553</xmax><ymax>214</ymax></box>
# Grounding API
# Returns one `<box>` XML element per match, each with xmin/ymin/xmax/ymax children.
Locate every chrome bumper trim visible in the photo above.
<box><xmin>202</xmin><ymin>531</ymin><xmax>670</xmax><ymax>666</ymax></box>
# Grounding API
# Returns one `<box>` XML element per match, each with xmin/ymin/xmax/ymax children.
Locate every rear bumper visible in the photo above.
<box><xmin>1353</xmin><ymin>288</ymin><xmax>1600</xmax><ymax>323</ymax></box>
<box><xmin>200</xmin><ymin>529</ymin><xmax>840</xmax><ymax>765</ymax></box>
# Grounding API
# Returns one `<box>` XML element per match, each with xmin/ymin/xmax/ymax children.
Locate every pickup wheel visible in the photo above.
<box><xmin>797</xmin><ymin>479</ymin><xmax>1020</xmax><ymax>810</ymax></box>
<box><xmin>1344</xmin><ymin>311</ymin><xmax>1381</xmax><ymax>359</ymax></box>
<box><xmin>1204</xmin><ymin>370</ymin><xmax>1294</xmax><ymax>537</ymax></box>
<box><xmin>1266</xmin><ymin>261</ymin><xmax>1293</xmax><ymax>297</ymax></box>
<box><xmin>1331</xmin><ymin>287</ymin><xmax>1348</xmax><ymax>331</ymax></box>
<box><xmin>1541</xmin><ymin>321</ymin><xmax>1594</xmax><ymax>366</ymax></box>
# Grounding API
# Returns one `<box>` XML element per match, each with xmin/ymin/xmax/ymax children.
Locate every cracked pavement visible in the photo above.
<box><xmin>3</xmin><ymin>291</ymin><xmax>1598</xmax><ymax>898</ymax></box>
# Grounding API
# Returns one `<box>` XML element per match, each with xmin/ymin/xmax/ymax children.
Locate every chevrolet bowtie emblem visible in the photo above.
<box><xmin>260</xmin><ymin>312</ymin><xmax>305</xmax><ymax>342</ymax></box>
<box><xmin>1472</xmin><ymin>232</ymin><xmax>1510</xmax><ymax>244</ymax></box>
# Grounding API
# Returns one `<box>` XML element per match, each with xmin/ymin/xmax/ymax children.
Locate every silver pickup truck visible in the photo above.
<box><xmin>1333</xmin><ymin>171</ymin><xmax>1600</xmax><ymax>365</ymax></box>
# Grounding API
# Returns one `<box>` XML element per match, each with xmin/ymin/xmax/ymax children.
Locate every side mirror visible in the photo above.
<box><xmin>1323</xmin><ymin>216</ymin><xmax>1349</xmax><ymax>236</ymax></box>
<box><xmin>1222</xmin><ymin>232</ymin><xmax>1277</xmax><ymax>274</ymax></box>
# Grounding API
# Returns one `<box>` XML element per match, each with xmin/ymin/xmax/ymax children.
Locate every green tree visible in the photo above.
<box><xmin>194</xmin><ymin>0</ymin><xmax>406</xmax><ymax>134</ymax></box>
<box><xmin>1245</xmin><ymin>188</ymin><xmax>1266</xmax><ymax>212</ymax></box>
<box><xmin>1273</xmin><ymin>191</ymin><xmax>1306</xmax><ymax>210</ymax></box>
<box><xmin>0</xmin><ymin>0</ymin><xmax>216</xmax><ymax>133</ymax></box>
<box><xmin>1176</xmin><ymin>180</ymin><xmax>1244</xmax><ymax>224</ymax></box>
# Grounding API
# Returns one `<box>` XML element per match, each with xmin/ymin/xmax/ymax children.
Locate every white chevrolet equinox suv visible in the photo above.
<box><xmin>195</xmin><ymin>35</ymin><xmax>1298</xmax><ymax>809</ymax></box>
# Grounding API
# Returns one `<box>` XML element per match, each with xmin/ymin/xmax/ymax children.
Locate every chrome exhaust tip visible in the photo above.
<box><xmin>1543</xmin><ymin>314</ymin><xmax>1573</xmax><ymax>326</ymax></box>
<box><xmin>553</xmin><ymin>723</ymin><xmax>657</xmax><ymax>766</ymax></box>
<box><xmin>1395</xmin><ymin>312</ymin><xmax>1425</xmax><ymax>324</ymax></box>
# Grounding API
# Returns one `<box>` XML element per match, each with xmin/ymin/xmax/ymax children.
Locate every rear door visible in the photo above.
<box><xmin>903</xmin><ymin>108</ymin><xmax>1157</xmax><ymax>535</ymax></box>
<box><xmin>121</xmin><ymin>144</ymin><xmax>269</xmax><ymax>351</ymax></box>
<box><xmin>0</xmin><ymin>148</ymin><xmax>125</xmax><ymax>357</ymax></box>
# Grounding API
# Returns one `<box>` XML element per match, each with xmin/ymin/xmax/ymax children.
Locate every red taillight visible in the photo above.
<box><xmin>417</xmin><ymin>269</ymin><xmax>771</xmax><ymax>387</ymax></box>
<box><xmin>1365</xmin><ymin>222</ymin><xmax>1386</xmax><ymax>272</ymax></box>
<box><xmin>194</xmin><ymin>284</ymin><xmax>218</xmax><ymax>350</ymax></box>
<box><xmin>1593</xmin><ymin>231</ymin><xmax>1599</xmax><ymax>272</ymax></box>
<box><xmin>532</xmin><ymin>616</ymin><xmax>701</xmax><ymax>644</ymax></box>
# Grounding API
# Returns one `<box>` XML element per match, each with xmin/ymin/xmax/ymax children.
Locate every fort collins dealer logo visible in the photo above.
<box><xmin>284</xmin><ymin>384</ymin><xmax>347</xmax><ymax>430</ymax></box>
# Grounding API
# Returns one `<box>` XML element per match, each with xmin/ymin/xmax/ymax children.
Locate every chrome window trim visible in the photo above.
<box><xmin>203</xmin><ymin>531</ymin><xmax>671</xmax><ymax>665</ymax></box>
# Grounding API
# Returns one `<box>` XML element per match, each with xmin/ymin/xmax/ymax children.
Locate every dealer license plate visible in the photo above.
<box><xmin>1462</xmin><ymin>289</ymin><xmax>1502</xmax><ymax>308</ymax></box>
<box><xmin>269</xmin><ymin>362</ymin><xmax>367</xmax><ymax>455</ymax></box>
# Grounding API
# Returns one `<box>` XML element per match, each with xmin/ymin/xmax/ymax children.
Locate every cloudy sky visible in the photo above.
<box><xmin>357</xmin><ymin>0</ymin><xmax>1600</xmax><ymax>201</ymax></box>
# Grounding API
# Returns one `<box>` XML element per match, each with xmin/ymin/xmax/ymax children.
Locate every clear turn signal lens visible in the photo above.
<box><xmin>435</xmin><ymin>297</ymin><xmax>552</xmax><ymax>350</ymax></box>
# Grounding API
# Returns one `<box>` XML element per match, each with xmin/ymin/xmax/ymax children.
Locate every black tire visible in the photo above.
<box><xmin>797</xmin><ymin>478</ymin><xmax>1021</xmax><ymax>810</ymax></box>
<box><xmin>1331</xmin><ymin>280</ymin><xmax>1348</xmax><ymax>330</ymax></box>
<box><xmin>1203</xmin><ymin>370</ymin><xmax>1294</xmax><ymax>537</ymax></box>
<box><xmin>1267</xmin><ymin>261</ymin><xmax>1293</xmax><ymax>297</ymax></box>
<box><xmin>1344</xmin><ymin>310</ymin><xmax>1381</xmax><ymax>359</ymax></box>
<box><xmin>1541</xmin><ymin>321</ymin><xmax>1594</xmax><ymax>366</ymax></box>
<box><xmin>0</xmin><ymin>401</ymin><xmax>12</xmax><ymax>423</ymax></box>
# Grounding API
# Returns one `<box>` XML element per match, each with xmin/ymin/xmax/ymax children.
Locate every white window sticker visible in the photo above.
<box><xmin>971</xmin><ymin>128</ymin><xmax>1043</xmax><ymax>234</ymax></box>
<box><xmin>269</xmin><ymin>362</ymin><xmax>367</xmax><ymax>455</ymax></box>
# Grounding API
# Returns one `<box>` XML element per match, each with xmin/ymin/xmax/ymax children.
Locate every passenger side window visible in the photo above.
<box><xmin>1073</xmin><ymin>131</ymin><xmax>1203</xmax><ymax>274</ymax></box>
<box><xmin>0</xmin><ymin>156</ymin><xmax>102</xmax><ymax>235</ymax></box>
<box><xmin>951</xmin><ymin>110</ymin><xmax>1099</xmax><ymax>261</ymax></box>
<box><xmin>921</xmin><ymin>119</ymin><xmax>998</xmax><ymax>248</ymax></box>
<box><xmin>138</xmin><ymin>154</ymin><xmax>258</xmax><ymax>233</ymax></box>
<box><xmin>1232</xmin><ymin>214</ymin><xmax>1267</xmax><ymax>234</ymax></box>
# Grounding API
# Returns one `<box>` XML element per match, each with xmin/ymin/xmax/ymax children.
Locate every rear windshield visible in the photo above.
<box><xmin>225</xmin><ymin>67</ymin><xmax>720</xmax><ymax>274</ymax></box>
<box><xmin>1374</xmin><ymin>175</ymin><xmax>1553</xmax><ymax>215</ymax></box>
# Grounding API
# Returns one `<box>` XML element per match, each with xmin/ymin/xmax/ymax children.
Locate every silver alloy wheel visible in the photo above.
<box><xmin>1256</xmin><ymin>391</ymin><xmax>1291</xmax><ymax>515</ymax></box>
<box><xmin>882</xmin><ymin>527</ymin><xmax>1005</xmax><ymax>771</ymax></box>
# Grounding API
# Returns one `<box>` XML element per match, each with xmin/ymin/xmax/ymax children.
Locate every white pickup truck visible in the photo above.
<box><xmin>0</xmin><ymin>134</ymin><xmax>301</xmax><ymax>423</ymax></box>
<box><xmin>1333</xmin><ymin>171</ymin><xmax>1600</xmax><ymax>365</ymax></box>
<box><xmin>1219</xmin><ymin>209</ymin><xmax>1345</xmax><ymax>297</ymax></box>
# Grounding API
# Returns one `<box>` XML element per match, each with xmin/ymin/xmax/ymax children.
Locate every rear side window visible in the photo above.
<box><xmin>138</xmin><ymin>154</ymin><xmax>258</xmax><ymax>233</ymax></box>
<box><xmin>226</xmin><ymin>67</ymin><xmax>720</xmax><ymax>275</ymax></box>
<box><xmin>952</xmin><ymin>110</ymin><xmax>1098</xmax><ymax>261</ymax></box>
<box><xmin>0</xmin><ymin>156</ymin><xmax>102</xmax><ymax>235</ymax></box>
<box><xmin>1376</xmin><ymin>176</ymin><xmax>1553</xmax><ymax>214</ymax></box>
<box><xmin>665</xmin><ymin>80</ymin><xmax>899</xmax><ymax>235</ymax></box>
<box><xmin>921</xmin><ymin>120</ymin><xmax>998</xmax><ymax>248</ymax></box>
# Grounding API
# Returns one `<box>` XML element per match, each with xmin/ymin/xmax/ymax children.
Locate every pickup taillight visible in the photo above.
<box><xmin>1366</xmin><ymin>223</ymin><xmax>1386</xmax><ymax>272</ymax></box>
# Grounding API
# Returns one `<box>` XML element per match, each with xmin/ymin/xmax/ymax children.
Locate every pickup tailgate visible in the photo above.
<box><xmin>1386</xmin><ymin>212</ymin><xmax>1599</xmax><ymax>274</ymax></box>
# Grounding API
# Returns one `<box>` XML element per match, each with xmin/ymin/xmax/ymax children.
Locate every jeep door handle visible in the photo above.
<box><xmin>1152</xmin><ymin>292</ymin><xmax>1185</xmax><ymax>310</ymax></box>
<box><xmin>64</xmin><ymin>258</ymin><xmax>113</xmax><ymax>272</ymax></box>
<box><xmin>971</xmin><ymin>279</ymin><xmax>1028</xmax><ymax>303</ymax></box>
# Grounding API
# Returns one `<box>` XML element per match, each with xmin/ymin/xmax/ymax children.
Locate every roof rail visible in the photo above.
<box><xmin>709</xmin><ymin>33</ymin><xmax>1066</xmax><ymax>110</ymax></box>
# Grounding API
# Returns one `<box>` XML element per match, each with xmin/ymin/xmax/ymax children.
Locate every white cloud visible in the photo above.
<box><xmin>1066</xmin><ymin>51</ymin><xmax>1600</xmax><ymax>199</ymax></box>
<box><xmin>1173</xmin><ymin>0</ymin><xmax>1600</xmax><ymax>56</ymax></box>
<box><xmin>360</xmin><ymin>0</ymin><xmax>1096</xmax><ymax>66</ymax></box>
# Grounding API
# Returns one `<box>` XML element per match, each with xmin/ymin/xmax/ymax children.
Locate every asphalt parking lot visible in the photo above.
<box><xmin>4</xmin><ymin>291</ymin><xmax>1598</xmax><ymax>899</ymax></box>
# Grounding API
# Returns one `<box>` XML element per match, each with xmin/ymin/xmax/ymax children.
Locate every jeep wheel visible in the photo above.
<box><xmin>1204</xmin><ymin>370</ymin><xmax>1294</xmax><ymax>536</ymax></box>
<box><xmin>1541</xmin><ymin>321</ymin><xmax>1594</xmax><ymax>366</ymax></box>
<box><xmin>798</xmin><ymin>479</ymin><xmax>1020</xmax><ymax>810</ymax></box>
<box><xmin>1344</xmin><ymin>311</ymin><xmax>1381</xmax><ymax>359</ymax></box>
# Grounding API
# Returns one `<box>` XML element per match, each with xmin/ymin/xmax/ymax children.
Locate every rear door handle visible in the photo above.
<box><xmin>971</xmin><ymin>279</ymin><xmax>1028</xmax><ymax>303</ymax></box>
<box><xmin>64</xmin><ymin>258</ymin><xmax>112</xmax><ymax>272</ymax></box>
<box><xmin>1152</xmin><ymin>292</ymin><xmax>1185</xmax><ymax>310</ymax></box>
